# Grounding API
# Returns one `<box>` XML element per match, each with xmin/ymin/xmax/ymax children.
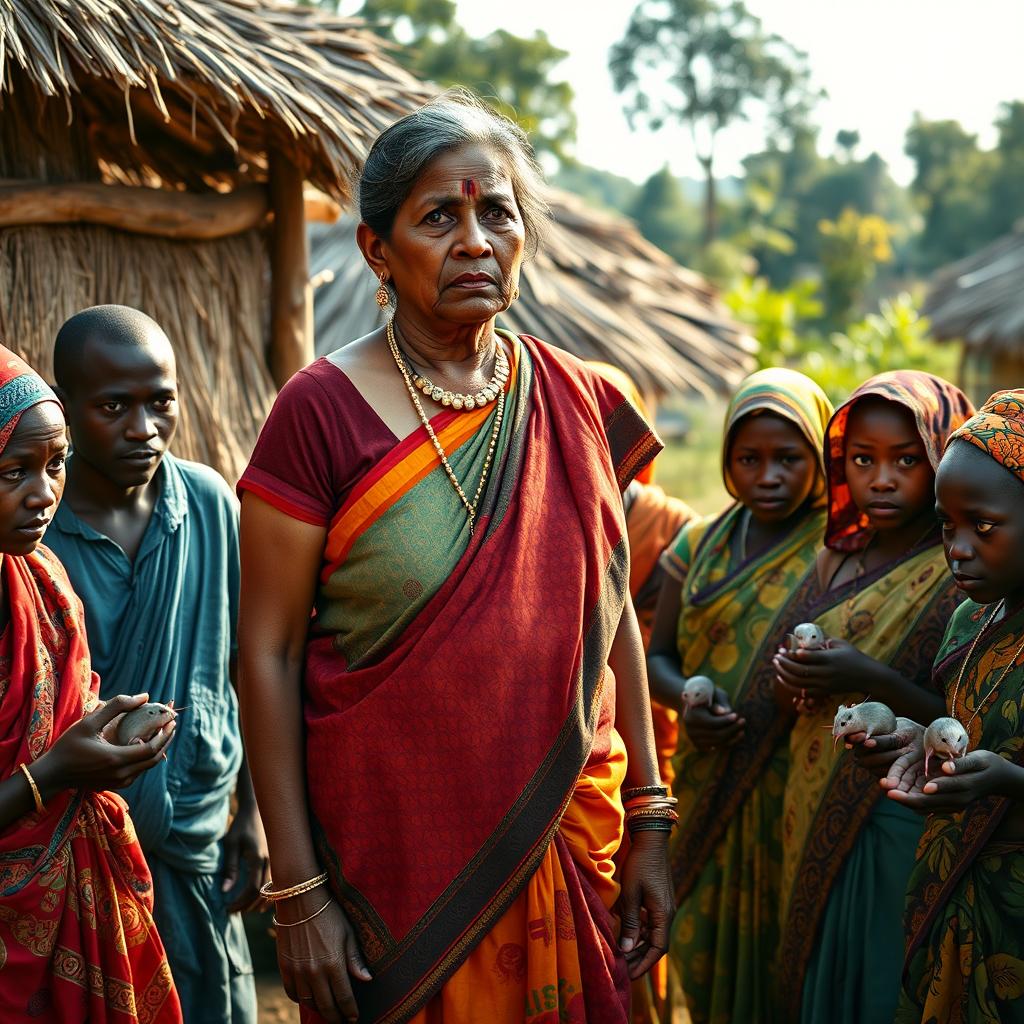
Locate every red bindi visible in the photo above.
<box><xmin>461</xmin><ymin>178</ymin><xmax>478</xmax><ymax>198</ymax></box>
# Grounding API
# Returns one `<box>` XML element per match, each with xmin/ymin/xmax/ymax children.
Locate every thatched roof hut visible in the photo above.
<box><xmin>312</xmin><ymin>190</ymin><xmax>755</xmax><ymax>399</ymax></box>
<box><xmin>0</xmin><ymin>0</ymin><xmax>427</xmax><ymax>479</ymax></box>
<box><xmin>924</xmin><ymin>225</ymin><xmax>1024</xmax><ymax>399</ymax></box>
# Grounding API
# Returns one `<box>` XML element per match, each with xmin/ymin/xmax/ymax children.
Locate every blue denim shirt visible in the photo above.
<box><xmin>46</xmin><ymin>454</ymin><xmax>242</xmax><ymax>874</ymax></box>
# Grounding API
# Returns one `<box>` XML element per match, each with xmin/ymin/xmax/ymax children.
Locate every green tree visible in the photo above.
<box><xmin>609</xmin><ymin>0</ymin><xmax>818</xmax><ymax>247</ymax></box>
<box><xmin>817</xmin><ymin>208</ymin><xmax>895</xmax><ymax>325</ymax></box>
<box><xmin>347</xmin><ymin>0</ymin><xmax>576</xmax><ymax>161</ymax></box>
<box><xmin>987</xmin><ymin>101</ymin><xmax>1024</xmax><ymax>236</ymax></box>
<box><xmin>835</xmin><ymin>128</ymin><xmax>860</xmax><ymax>161</ymax></box>
<box><xmin>629</xmin><ymin>166</ymin><xmax>700</xmax><ymax>262</ymax></box>
<box><xmin>905</xmin><ymin>114</ymin><xmax>995</xmax><ymax>270</ymax></box>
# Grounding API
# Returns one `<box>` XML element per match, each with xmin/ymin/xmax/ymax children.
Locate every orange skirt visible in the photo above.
<box><xmin>411</xmin><ymin>729</ymin><xmax>628</xmax><ymax>1023</ymax></box>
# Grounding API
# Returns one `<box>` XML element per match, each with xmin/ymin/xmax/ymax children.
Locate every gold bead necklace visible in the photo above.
<box><xmin>386</xmin><ymin>319</ymin><xmax>506</xmax><ymax>535</ymax></box>
<box><xmin>405</xmin><ymin>340</ymin><xmax>508</xmax><ymax>411</ymax></box>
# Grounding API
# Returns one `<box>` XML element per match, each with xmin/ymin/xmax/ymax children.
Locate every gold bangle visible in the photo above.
<box><xmin>18</xmin><ymin>763</ymin><xmax>43</xmax><ymax>814</ymax></box>
<box><xmin>273</xmin><ymin>899</ymin><xmax>332</xmax><ymax>929</ymax></box>
<box><xmin>259</xmin><ymin>872</ymin><xmax>328</xmax><ymax>902</ymax></box>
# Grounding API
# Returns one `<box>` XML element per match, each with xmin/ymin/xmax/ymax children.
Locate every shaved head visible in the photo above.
<box><xmin>54</xmin><ymin>305</ymin><xmax>175</xmax><ymax>396</ymax></box>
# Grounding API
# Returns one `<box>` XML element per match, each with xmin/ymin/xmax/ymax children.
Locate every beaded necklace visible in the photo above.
<box><xmin>386</xmin><ymin>319</ymin><xmax>506</xmax><ymax>535</ymax></box>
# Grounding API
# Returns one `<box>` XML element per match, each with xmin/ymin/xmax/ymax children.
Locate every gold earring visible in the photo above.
<box><xmin>375</xmin><ymin>272</ymin><xmax>390</xmax><ymax>310</ymax></box>
<box><xmin>512</xmin><ymin>286</ymin><xmax>520</xmax><ymax>301</ymax></box>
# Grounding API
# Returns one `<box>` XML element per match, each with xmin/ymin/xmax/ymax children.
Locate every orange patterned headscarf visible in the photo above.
<box><xmin>825</xmin><ymin>371</ymin><xmax>974</xmax><ymax>551</ymax></box>
<box><xmin>947</xmin><ymin>390</ymin><xmax>1024</xmax><ymax>481</ymax></box>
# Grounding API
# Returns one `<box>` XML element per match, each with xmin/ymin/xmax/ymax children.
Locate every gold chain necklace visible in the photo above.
<box><xmin>406</xmin><ymin>340</ymin><xmax>508</xmax><ymax>411</ymax></box>
<box><xmin>949</xmin><ymin>599</ymin><xmax>1024</xmax><ymax>728</ymax></box>
<box><xmin>386</xmin><ymin>319</ymin><xmax>506</xmax><ymax>535</ymax></box>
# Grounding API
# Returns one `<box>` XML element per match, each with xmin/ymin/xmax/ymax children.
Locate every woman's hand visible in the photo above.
<box><xmin>276</xmin><ymin>891</ymin><xmax>371</xmax><ymax>1023</ymax></box>
<box><xmin>773</xmin><ymin>639</ymin><xmax>881</xmax><ymax>702</ymax></box>
<box><xmin>847</xmin><ymin>720</ymin><xmax>925</xmax><ymax>779</ymax></box>
<box><xmin>618</xmin><ymin>831</ymin><xmax>675</xmax><ymax>980</ymax></box>
<box><xmin>32</xmin><ymin>694</ymin><xmax>175</xmax><ymax>801</ymax></box>
<box><xmin>681</xmin><ymin>687</ymin><xmax>745</xmax><ymax>750</ymax></box>
<box><xmin>885</xmin><ymin>750</ymin><xmax>1024</xmax><ymax>814</ymax></box>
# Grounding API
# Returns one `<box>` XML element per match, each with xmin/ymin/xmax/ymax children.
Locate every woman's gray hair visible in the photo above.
<box><xmin>358</xmin><ymin>89</ymin><xmax>549</xmax><ymax>258</ymax></box>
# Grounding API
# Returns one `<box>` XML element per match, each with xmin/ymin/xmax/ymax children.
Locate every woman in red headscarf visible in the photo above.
<box><xmin>0</xmin><ymin>346</ymin><xmax>181</xmax><ymax>1023</ymax></box>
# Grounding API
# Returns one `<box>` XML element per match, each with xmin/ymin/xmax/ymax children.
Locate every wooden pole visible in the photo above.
<box><xmin>268</xmin><ymin>150</ymin><xmax>313</xmax><ymax>387</ymax></box>
<box><xmin>0</xmin><ymin>181</ymin><xmax>268</xmax><ymax>238</ymax></box>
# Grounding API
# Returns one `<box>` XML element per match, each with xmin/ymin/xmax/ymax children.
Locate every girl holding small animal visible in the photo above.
<box><xmin>772</xmin><ymin>371</ymin><xmax>972</xmax><ymax>1023</ymax></box>
<box><xmin>647</xmin><ymin>369</ymin><xmax>833</xmax><ymax>1023</ymax></box>
<box><xmin>888</xmin><ymin>391</ymin><xmax>1024</xmax><ymax>1023</ymax></box>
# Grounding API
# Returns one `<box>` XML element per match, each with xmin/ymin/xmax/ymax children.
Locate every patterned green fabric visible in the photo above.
<box><xmin>900</xmin><ymin>600</ymin><xmax>1024</xmax><ymax>1023</ymax></box>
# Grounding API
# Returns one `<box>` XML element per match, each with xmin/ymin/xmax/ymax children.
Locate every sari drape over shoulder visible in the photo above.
<box><xmin>239</xmin><ymin>334</ymin><xmax>660</xmax><ymax>1024</ymax></box>
<box><xmin>0</xmin><ymin>547</ymin><xmax>180</xmax><ymax>1024</ymax></box>
<box><xmin>899</xmin><ymin>391</ymin><xmax>1024</xmax><ymax>1024</ymax></box>
<box><xmin>777</xmin><ymin>371</ymin><xmax>972</xmax><ymax>1023</ymax></box>
<box><xmin>662</xmin><ymin>369</ymin><xmax>832</xmax><ymax>1024</ymax></box>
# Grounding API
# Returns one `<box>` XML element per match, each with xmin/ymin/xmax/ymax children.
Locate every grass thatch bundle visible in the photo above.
<box><xmin>0</xmin><ymin>225</ymin><xmax>274</xmax><ymax>481</ymax></box>
<box><xmin>925</xmin><ymin>224</ymin><xmax>1024</xmax><ymax>352</ymax></box>
<box><xmin>1</xmin><ymin>0</ymin><xmax>429</xmax><ymax>196</ymax></box>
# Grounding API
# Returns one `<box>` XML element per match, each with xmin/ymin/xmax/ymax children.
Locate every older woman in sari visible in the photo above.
<box><xmin>882</xmin><ymin>391</ymin><xmax>1024</xmax><ymax>1022</ymax></box>
<box><xmin>647</xmin><ymin>369</ymin><xmax>833</xmax><ymax>1023</ymax></box>
<box><xmin>0</xmin><ymin>346</ymin><xmax>179</xmax><ymax>1022</ymax></box>
<box><xmin>773</xmin><ymin>371</ymin><xmax>972</xmax><ymax>1023</ymax></box>
<box><xmin>237</xmin><ymin>93</ymin><xmax>674</xmax><ymax>1024</ymax></box>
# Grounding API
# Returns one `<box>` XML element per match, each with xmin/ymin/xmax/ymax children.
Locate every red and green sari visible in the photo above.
<box><xmin>0</xmin><ymin>546</ymin><xmax>180</xmax><ymax>1023</ymax></box>
<box><xmin>240</xmin><ymin>332</ymin><xmax>660</xmax><ymax>1024</ymax></box>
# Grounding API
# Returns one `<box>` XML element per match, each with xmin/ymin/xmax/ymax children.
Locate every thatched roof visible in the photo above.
<box><xmin>924</xmin><ymin>225</ymin><xmax>1024</xmax><ymax>351</ymax></box>
<box><xmin>312</xmin><ymin>190</ymin><xmax>755</xmax><ymax>397</ymax></box>
<box><xmin>0</xmin><ymin>0</ymin><xmax>429</xmax><ymax>196</ymax></box>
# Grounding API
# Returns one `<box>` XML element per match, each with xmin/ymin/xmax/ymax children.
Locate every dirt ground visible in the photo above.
<box><xmin>256</xmin><ymin>974</ymin><xmax>299</xmax><ymax>1024</ymax></box>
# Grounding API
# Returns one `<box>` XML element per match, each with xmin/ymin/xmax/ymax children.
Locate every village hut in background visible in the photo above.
<box><xmin>0</xmin><ymin>0</ymin><xmax>427</xmax><ymax>480</ymax></box>
<box><xmin>312</xmin><ymin>189</ymin><xmax>755</xmax><ymax>401</ymax></box>
<box><xmin>924</xmin><ymin>224</ymin><xmax>1024</xmax><ymax>400</ymax></box>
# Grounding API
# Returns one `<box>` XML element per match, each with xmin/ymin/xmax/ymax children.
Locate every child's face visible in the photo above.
<box><xmin>936</xmin><ymin>440</ymin><xmax>1024</xmax><ymax>605</ymax></box>
<box><xmin>843</xmin><ymin>398</ymin><xmax>933</xmax><ymax>532</ymax></box>
<box><xmin>727</xmin><ymin>412</ymin><xmax>817</xmax><ymax>524</ymax></box>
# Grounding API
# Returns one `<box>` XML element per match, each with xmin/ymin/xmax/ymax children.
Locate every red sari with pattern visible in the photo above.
<box><xmin>0</xmin><ymin>546</ymin><xmax>180</xmax><ymax>1023</ymax></box>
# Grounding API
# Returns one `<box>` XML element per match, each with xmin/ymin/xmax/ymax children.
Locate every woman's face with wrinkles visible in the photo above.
<box><xmin>373</xmin><ymin>143</ymin><xmax>526</xmax><ymax>329</ymax></box>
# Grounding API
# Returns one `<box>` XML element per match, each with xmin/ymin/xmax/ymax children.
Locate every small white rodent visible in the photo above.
<box><xmin>791</xmin><ymin>623</ymin><xmax>828</xmax><ymax>651</ymax></box>
<box><xmin>923</xmin><ymin>717</ymin><xmax>969</xmax><ymax>775</ymax></box>
<box><xmin>831</xmin><ymin>700</ymin><xmax>898</xmax><ymax>748</ymax></box>
<box><xmin>116</xmin><ymin>701</ymin><xmax>177</xmax><ymax>745</ymax></box>
<box><xmin>681</xmin><ymin>675</ymin><xmax>715</xmax><ymax>711</ymax></box>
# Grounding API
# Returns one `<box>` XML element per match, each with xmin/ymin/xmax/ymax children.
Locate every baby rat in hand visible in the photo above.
<box><xmin>682</xmin><ymin>675</ymin><xmax>715</xmax><ymax>711</ymax></box>
<box><xmin>923</xmin><ymin>717</ymin><xmax>969</xmax><ymax>776</ymax></box>
<box><xmin>790</xmin><ymin>623</ymin><xmax>827</xmax><ymax>651</ymax></box>
<box><xmin>831</xmin><ymin>700</ymin><xmax>898</xmax><ymax>749</ymax></box>
<box><xmin>116</xmin><ymin>701</ymin><xmax>178</xmax><ymax>746</ymax></box>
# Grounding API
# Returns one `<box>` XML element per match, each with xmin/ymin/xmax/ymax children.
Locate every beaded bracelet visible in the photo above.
<box><xmin>260</xmin><ymin>872</ymin><xmax>328</xmax><ymax>902</ymax></box>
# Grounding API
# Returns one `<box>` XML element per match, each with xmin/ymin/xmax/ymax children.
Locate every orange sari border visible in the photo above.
<box><xmin>322</xmin><ymin>342</ymin><xmax>520</xmax><ymax>580</ymax></box>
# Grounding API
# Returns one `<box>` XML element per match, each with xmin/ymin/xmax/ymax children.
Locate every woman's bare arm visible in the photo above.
<box><xmin>611</xmin><ymin>598</ymin><xmax>660</xmax><ymax>789</ymax></box>
<box><xmin>646</xmin><ymin>574</ymin><xmax>686</xmax><ymax>710</ymax></box>
<box><xmin>238</xmin><ymin>494</ymin><xmax>368</xmax><ymax>1023</ymax></box>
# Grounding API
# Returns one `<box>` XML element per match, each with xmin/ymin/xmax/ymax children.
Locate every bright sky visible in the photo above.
<box><xmin>451</xmin><ymin>0</ymin><xmax>1024</xmax><ymax>185</ymax></box>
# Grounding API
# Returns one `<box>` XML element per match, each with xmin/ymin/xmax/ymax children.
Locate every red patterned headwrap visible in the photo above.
<box><xmin>0</xmin><ymin>345</ymin><xmax>62</xmax><ymax>455</ymax></box>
